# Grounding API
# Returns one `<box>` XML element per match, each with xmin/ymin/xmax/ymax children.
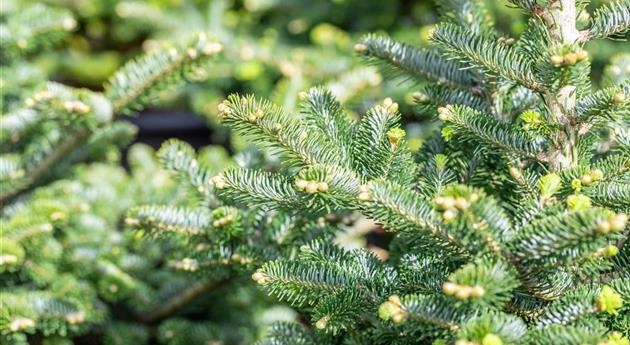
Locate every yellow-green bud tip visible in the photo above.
<box><xmin>566</xmin><ymin>194</ymin><xmax>591</xmax><ymax>211</ymax></box>
<box><xmin>387</xmin><ymin>128</ymin><xmax>406</xmax><ymax>148</ymax></box>
<box><xmin>603</xmin><ymin>245</ymin><xmax>619</xmax><ymax>257</ymax></box>
<box><xmin>482</xmin><ymin>333</ymin><xmax>503</xmax><ymax>345</ymax></box>
<box><xmin>378</xmin><ymin>300</ymin><xmax>398</xmax><ymax>320</ymax></box>
<box><xmin>596</xmin><ymin>285</ymin><xmax>623</xmax><ymax>315</ymax></box>
<box><xmin>538</xmin><ymin>173</ymin><xmax>562</xmax><ymax>198</ymax></box>
<box><xmin>598</xmin><ymin>332</ymin><xmax>630</xmax><ymax>345</ymax></box>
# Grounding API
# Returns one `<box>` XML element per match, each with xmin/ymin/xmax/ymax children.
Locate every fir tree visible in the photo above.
<box><xmin>1</xmin><ymin>2</ymin><xmax>390</xmax><ymax>344</ymax></box>
<box><xmin>1</xmin><ymin>6</ymin><xmax>223</xmax><ymax>204</ymax></box>
<box><xmin>1</xmin><ymin>4</ymin><xmax>225</xmax><ymax>344</ymax></box>
<box><xmin>131</xmin><ymin>0</ymin><xmax>630</xmax><ymax>343</ymax></box>
<box><xmin>2</xmin><ymin>0</ymin><xmax>630</xmax><ymax>344</ymax></box>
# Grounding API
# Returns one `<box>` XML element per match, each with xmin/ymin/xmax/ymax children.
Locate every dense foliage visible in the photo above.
<box><xmin>1</xmin><ymin>0</ymin><xmax>629</xmax><ymax>344</ymax></box>
<box><xmin>192</xmin><ymin>0</ymin><xmax>630</xmax><ymax>343</ymax></box>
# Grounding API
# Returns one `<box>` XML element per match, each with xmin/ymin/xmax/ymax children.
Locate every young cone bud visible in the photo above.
<box><xmin>353</xmin><ymin>43</ymin><xmax>368</xmax><ymax>53</ymax></box>
<box><xmin>442</xmin><ymin>209</ymin><xmax>457</xmax><ymax>222</ymax></box>
<box><xmin>610</xmin><ymin>214</ymin><xmax>628</xmax><ymax>231</ymax></box>
<box><xmin>305</xmin><ymin>182</ymin><xmax>318</xmax><ymax>194</ymax></box>
<box><xmin>470</xmin><ymin>285</ymin><xmax>486</xmax><ymax>298</ymax></box>
<box><xmin>597</xmin><ymin>221</ymin><xmax>611</xmax><ymax>234</ymax></box>
<box><xmin>437</xmin><ymin>106</ymin><xmax>453</xmax><ymax>121</ymax></box>
<box><xmin>252</xmin><ymin>270</ymin><xmax>268</xmax><ymax>284</ymax></box>
<box><xmin>316</xmin><ymin>182</ymin><xmax>329</xmax><ymax>192</ymax></box>
<box><xmin>454</xmin><ymin>197</ymin><xmax>469</xmax><ymax>210</ymax></box>
<box><xmin>455</xmin><ymin>286</ymin><xmax>472</xmax><ymax>300</ymax></box>
<box><xmin>315</xmin><ymin>316</ymin><xmax>330</xmax><ymax>329</ymax></box>
<box><xmin>613</xmin><ymin>92</ymin><xmax>626</xmax><ymax>104</ymax></box>
<box><xmin>443</xmin><ymin>282</ymin><xmax>458</xmax><ymax>295</ymax></box>
<box><xmin>550</xmin><ymin>55</ymin><xmax>564</xmax><ymax>65</ymax></box>
<box><xmin>576</xmin><ymin>50</ymin><xmax>588</xmax><ymax>61</ymax></box>
<box><xmin>564</xmin><ymin>53</ymin><xmax>578</xmax><ymax>65</ymax></box>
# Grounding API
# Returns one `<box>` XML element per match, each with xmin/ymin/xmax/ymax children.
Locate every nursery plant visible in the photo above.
<box><xmin>129</xmin><ymin>0</ymin><xmax>630</xmax><ymax>343</ymax></box>
<box><xmin>0</xmin><ymin>2</ymin><xmax>387</xmax><ymax>344</ymax></box>
<box><xmin>1</xmin><ymin>145</ymin><xmax>175</xmax><ymax>345</ymax></box>
<box><xmin>0</xmin><ymin>1</ymin><xmax>224</xmax><ymax>205</ymax></box>
<box><xmin>0</xmin><ymin>4</ymin><xmax>232</xmax><ymax>344</ymax></box>
<box><xmin>2</xmin><ymin>0</ymin><xmax>630</xmax><ymax>344</ymax></box>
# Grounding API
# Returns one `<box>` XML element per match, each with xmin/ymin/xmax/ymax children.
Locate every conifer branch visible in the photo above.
<box><xmin>105</xmin><ymin>33</ymin><xmax>223</xmax><ymax>115</ymax></box>
<box><xmin>216</xmin><ymin>169</ymin><xmax>302</xmax><ymax>209</ymax></box>
<box><xmin>0</xmin><ymin>83</ymin><xmax>113</xmax><ymax>204</ymax></box>
<box><xmin>258</xmin><ymin>260</ymin><xmax>356</xmax><ymax>307</ymax></box>
<box><xmin>398</xmin><ymin>294</ymin><xmax>467</xmax><ymax>331</ymax></box>
<box><xmin>585</xmin><ymin>181</ymin><xmax>630</xmax><ymax>211</ymax></box>
<box><xmin>0</xmin><ymin>4</ymin><xmax>76</xmax><ymax>59</ymax></box>
<box><xmin>358</xmin><ymin>180</ymin><xmax>464</xmax><ymax>255</ymax></box>
<box><xmin>218</xmin><ymin>94</ymin><xmax>342</xmax><ymax>167</ymax></box>
<box><xmin>430</xmin><ymin>23</ymin><xmax>543</xmax><ymax>91</ymax></box>
<box><xmin>435</xmin><ymin>0</ymin><xmax>494</xmax><ymax>34</ymax></box>
<box><xmin>6</xmin><ymin>0</ymin><xmax>629</xmax><ymax>342</ymax></box>
<box><xmin>441</xmin><ymin>105</ymin><xmax>547</xmax><ymax>159</ymax></box>
<box><xmin>140</xmin><ymin>278</ymin><xmax>230</xmax><ymax>323</ymax></box>
<box><xmin>356</xmin><ymin>34</ymin><xmax>479</xmax><ymax>91</ymax></box>
<box><xmin>585</xmin><ymin>0</ymin><xmax>630</xmax><ymax>41</ymax></box>
<box><xmin>576</xmin><ymin>82</ymin><xmax>630</xmax><ymax>123</ymax></box>
<box><xmin>300</xmin><ymin>87</ymin><xmax>354</xmax><ymax>164</ymax></box>
<box><xmin>0</xmin><ymin>128</ymin><xmax>90</xmax><ymax>205</ymax></box>
<box><xmin>510</xmin><ymin>208</ymin><xmax>624</xmax><ymax>265</ymax></box>
<box><xmin>352</xmin><ymin>103</ymin><xmax>402</xmax><ymax>180</ymax></box>
<box><xmin>157</xmin><ymin>139</ymin><xmax>219</xmax><ymax>205</ymax></box>
<box><xmin>255</xmin><ymin>322</ymin><xmax>318</xmax><ymax>345</ymax></box>
<box><xmin>125</xmin><ymin>205</ymin><xmax>212</xmax><ymax>236</ymax></box>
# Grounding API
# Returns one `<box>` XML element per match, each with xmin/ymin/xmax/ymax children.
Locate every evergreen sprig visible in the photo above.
<box><xmin>105</xmin><ymin>33</ymin><xmax>223</xmax><ymax>115</ymax></box>
<box><xmin>431</xmin><ymin>23</ymin><xmax>543</xmax><ymax>91</ymax></box>
<box><xmin>0</xmin><ymin>4</ymin><xmax>76</xmax><ymax>59</ymax></box>
<box><xmin>201</xmin><ymin>1</ymin><xmax>630</xmax><ymax>337</ymax></box>
<box><xmin>587</xmin><ymin>0</ymin><xmax>630</xmax><ymax>40</ymax></box>
<box><xmin>213</xmin><ymin>81</ymin><xmax>628</xmax><ymax>342</ymax></box>
<box><xmin>356</xmin><ymin>34</ymin><xmax>479</xmax><ymax>91</ymax></box>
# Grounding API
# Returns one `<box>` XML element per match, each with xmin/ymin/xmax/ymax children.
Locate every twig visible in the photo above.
<box><xmin>140</xmin><ymin>276</ymin><xmax>231</xmax><ymax>323</ymax></box>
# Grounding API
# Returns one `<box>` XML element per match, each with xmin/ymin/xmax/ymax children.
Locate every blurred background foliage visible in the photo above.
<box><xmin>3</xmin><ymin>0</ymin><xmax>626</xmax><ymax>132</ymax></box>
<box><xmin>3</xmin><ymin>0</ymin><xmax>626</xmax><ymax>153</ymax></box>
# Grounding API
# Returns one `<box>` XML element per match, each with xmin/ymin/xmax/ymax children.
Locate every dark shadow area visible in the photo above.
<box><xmin>127</xmin><ymin>110</ymin><xmax>212</xmax><ymax>150</ymax></box>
